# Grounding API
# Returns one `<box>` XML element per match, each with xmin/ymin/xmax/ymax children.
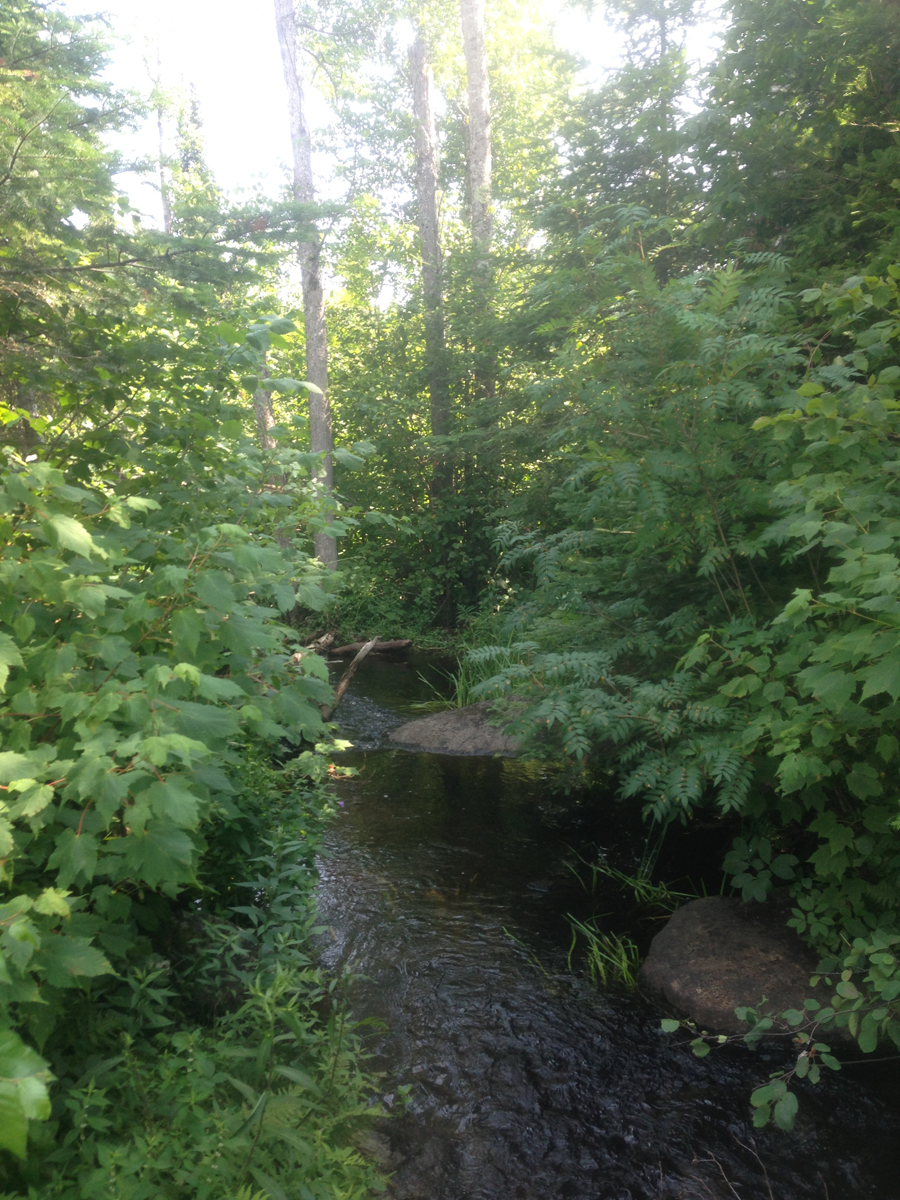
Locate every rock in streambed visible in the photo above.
<box><xmin>389</xmin><ymin>701</ymin><xmax>521</xmax><ymax>757</ymax></box>
<box><xmin>639</xmin><ymin>895</ymin><xmax>821</xmax><ymax>1035</ymax></box>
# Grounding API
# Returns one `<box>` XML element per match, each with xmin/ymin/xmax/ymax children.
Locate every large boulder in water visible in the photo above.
<box><xmin>389</xmin><ymin>701</ymin><xmax>521</xmax><ymax>756</ymax></box>
<box><xmin>639</xmin><ymin>895</ymin><xmax>820</xmax><ymax>1035</ymax></box>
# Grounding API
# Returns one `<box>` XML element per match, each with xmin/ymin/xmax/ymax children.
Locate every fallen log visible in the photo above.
<box><xmin>330</xmin><ymin>638</ymin><xmax>412</xmax><ymax>655</ymax></box>
<box><xmin>321</xmin><ymin>637</ymin><xmax>379</xmax><ymax>721</ymax></box>
<box><xmin>304</xmin><ymin>631</ymin><xmax>335</xmax><ymax>652</ymax></box>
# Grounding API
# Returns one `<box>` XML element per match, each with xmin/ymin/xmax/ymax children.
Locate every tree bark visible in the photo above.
<box><xmin>409</xmin><ymin>34</ymin><xmax>451</xmax><ymax>502</ymax></box>
<box><xmin>253</xmin><ymin>361</ymin><xmax>276</xmax><ymax>450</ymax></box>
<box><xmin>460</xmin><ymin>0</ymin><xmax>495</xmax><ymax>408</ymax></box>
<box><xmin>273</xmin><ymin>0</ymin><xmax>337</xmax><ymax>570</ymax></box>
<box><xmin>156</xmin><ymin>101</ymin><xmax>173</xmax><ymax>235</ymax></box>
<box><xmin>459</xmin><ymin>0</ymin><xmax>492</xmax><ymax>256</ymax></box>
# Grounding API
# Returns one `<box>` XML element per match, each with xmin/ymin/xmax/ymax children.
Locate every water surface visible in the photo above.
<box><xmin>316</xmin><ymin>655</ymin><xmax>900</xmax><ymax>1200</ymax></box>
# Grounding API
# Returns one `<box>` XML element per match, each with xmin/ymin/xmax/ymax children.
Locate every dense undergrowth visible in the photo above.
<box><xmin>0</xmin><ymin>456</ymin><xmax>386</xmax><ymax>1191</ymax></box>
<box><xmin>454</xmin><ymin>261</ymin><xmax>900</xmax><ymax>1125</ymax></box>
<box><xmin>0</xmin><ymin>2</ymin><xmax>386</xmax><ymax>1181</ymax></box>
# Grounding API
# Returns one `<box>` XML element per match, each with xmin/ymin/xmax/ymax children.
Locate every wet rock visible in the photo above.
<box><xmin>639</xmin><ymin>895</ymin><xmax>822</xmax><ymax>1036</ymax></box>
<box><xmin>389</xmin><ymin>701</ymin><xmax>521</xmax><ymax>757</ymax></box>
<box><xmin>354</xmin><ymin>1125</ymin><xmax>406</xmax><ymax>1170</ymax></box>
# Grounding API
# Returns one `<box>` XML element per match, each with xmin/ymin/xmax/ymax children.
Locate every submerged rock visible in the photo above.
<box><xmin>389</xmin><ymin>700</ymin><xmax>521</xmax><ymax>756</ymax></box>
<box><xmin>639</xmin><ymin>895</ymin><xmax>821</xmax><ymax>1035</ymax></box>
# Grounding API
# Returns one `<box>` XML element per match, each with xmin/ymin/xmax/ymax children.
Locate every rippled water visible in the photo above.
<box><xmin>316</xmin><ymin>655</ymin><xmax>900</xmax><ymax>1200</ymax></box>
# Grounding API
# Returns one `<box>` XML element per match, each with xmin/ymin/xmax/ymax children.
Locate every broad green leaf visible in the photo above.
<box><xmin>122</xmin><ymin>823</ymin><xmax>195</xmax><ymax>890</ymax></box>
<box><xmin>0</xmin><ymin>1085</ymin><xmax>30</xmax><ymax>1159</ymax></box>
<box><xmin>773</xmin><ymin>1090</ymin><xmax>798</xmax><ymax>1131</ymax></box>
<box><xmin>46</xmin><ymin>513</ymin><xmax>100</xmax><ymax>559</ymax></box>
<box><xmin>171</xmin><ymin>609</ymin><xmax>205</xmax><ymax>655</ymax></box>
<box><xmin>803</xmin><ymin>668</ymin><xmax>856</xmax><ymax>711</ymax></box>
<box><xmin>858</xmin><ymin>1014</ymin><xmax>879</xmax><ymax>1054</ymax></box>
<box><xmin>195</xmin><ymin>674</ymin><xmax>247</xmax><ymax>702</ymax></box>
<box><xmin>12</xmin><ymin>614</ymin><xmax>33</xmax><ymax>642</ymax></box>
<box><xmin>194</xmin><ymin>570</ymin><xmax>236</xmax><ymax>614</ymax></box>
<box><xmin>47</xmin><ymin>830</ymin><xmax>99</xmax><ymax>889</ymax></box>
<box><xmin>216</xmin><ymin>321</ymin><xmax>243</xmax><ymax>344</ymax></box>
<box><xmin>859</xmin><ymin>655</ymin><xmax>900</xmax><ymax>702</ymax></box>
<box><xmin>271</xmin><ymin>582</ymin><xmax>296</xmax><ymax>612</ymax></box>
<box><xmin>0</xmin><ymin>752</ymin><xmax>36</xmax><ymax>784</ymax></box>
<box><xmin>9</xmin><ymin>784</ymin><xmax>55</xmax><ymax>820</ymax></box>
<box><xmin>32</xmin><ymin>889</ymin><xmax>71</xmax><ymax>919</ymax></box>
<box><xmin>0</xmin><ymin>633</ymin><xmax>24</xmax><ymax>692</ymax></box>
<box><xmin>37</xmin><ymin>934</ymin><xmax>113</xmax><ymax>988</ymax></box>
<box><xmin>144</xmin><ymin>777</ymin><xmax>202</xmax><ymax>829</ymax></box>
<box><xmin>138</xmin><ymin>733</ymin><xmax>209</xmax><ymax>767</ymax></box>
<box><xmin>333</xmin><ymin>447</ymin><xmax>364</xmax><ymax>470</ymax></box>
<box><xmin>192</xmin><ymin>764</ymin><xmax>236</xmax><ymax>794</ymax></box>
<box><xmin>0</xmin><ymin>1028</ymin><xmax>52</xmax><ymax>1158</ymax></box>
<box><xmin>168</xmin><ymin>699</ymin><xmax>240</xmax><ymax>742</ymax></box>
<box><xmin>123</xmin><ymin>496</ymin><xmax>161</xmax><ymax>512</ymax></box>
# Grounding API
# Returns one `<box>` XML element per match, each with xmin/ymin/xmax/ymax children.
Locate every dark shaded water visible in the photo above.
<box><xmin>317</xmin><ymin>656</ymin><xmax>900</xmax><ymax>1200</ymax></box>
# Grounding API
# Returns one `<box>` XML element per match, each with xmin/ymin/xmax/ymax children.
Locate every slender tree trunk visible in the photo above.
<box><xmin>460</xmin><ymin>0</ymin><xmax>492</xmax><ymax>257</ymax></box>
<box><xmin>156</xmin><ymin>104</ymin><xmax>173</xmax><ymax>235</ymax></box>
<box><xmin>273</xmin><ymin>0</ymin><xmax>337</xmax><ymax>570</ymax></box>
<box><xmin>409</xmin><ymin>34</ymin><xmax>451</xmax><ymax>502</ymax></box>
<box><xmin>658</xmin><ymin>14</ymin><xmax>670</xmax><ymax>217</ymax></box>
<box><xmin>460</xmin><ymin>0</ymin><xmax>496</xmax><ymax>409</ymax></box>
<box><xmin>253</xmin><ymin>362</ymin><xmax>276</xmax><ymax>450</ymax></box>
<box><xmin>153</xmin><ymin>52</ymin><xmax>173</xmax><ymax>235</ymax></box>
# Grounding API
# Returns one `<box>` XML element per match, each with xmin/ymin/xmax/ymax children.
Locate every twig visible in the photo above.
<box><xmin>733</xmin><ymin>1136</ymin><xmax>774</xmax><ymax>1200</ymax></box>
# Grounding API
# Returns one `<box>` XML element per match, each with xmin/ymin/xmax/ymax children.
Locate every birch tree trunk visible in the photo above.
<box><xmin>273</xmin><ymin>0</ymin><xmax>337</xmax><ymax>570</ymax></box>
<box><xmin>409</xmin><ymin>34</ymin><xmax>451</xmax><ymax>502</ymax></box>
<box><xmin>156</xmin><ymin>102</ymin><xmax>173</xmax><ymax>235</ymax></box>
<box><xmin>459</xmin><ymin>0</ymin><xmax>492</xmax><ymax>257</ymax></box>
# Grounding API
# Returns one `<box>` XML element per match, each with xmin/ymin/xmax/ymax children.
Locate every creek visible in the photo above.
<box><xmin>317</xmin><ymin>655</ymin><xmax>900</xmax><ymax>1200</ymax></box>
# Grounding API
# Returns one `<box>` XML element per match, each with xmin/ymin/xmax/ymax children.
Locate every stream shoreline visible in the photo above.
<box><xmin>320</xmin><ymin>654</ymin><xmax>900</xmax><ymax>1200</ymax></box>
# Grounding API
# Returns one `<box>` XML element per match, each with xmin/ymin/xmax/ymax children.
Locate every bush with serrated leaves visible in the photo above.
<box><xmin>0</xmin><ymin>445</ymin><xmax>339</xmax><ymax>1163</ymax></box>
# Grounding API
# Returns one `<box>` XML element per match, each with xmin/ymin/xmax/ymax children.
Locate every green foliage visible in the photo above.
<box><xmin>696</xmin><ymin>0</ymin><xmax>900</xmax><ymax>271</ymax></box>
<box><xmin>566</xmin><ymin>844</ymin><xmax>698</xmax><ymax>915</ymax></box>
<box><xmin>722</xmin><ymin>838</ymin><xmax>798</xmax><ymax>904</ymax></box>
<box><xmin>567</xmin><ymin>918</ymin><xmax>640</xmax><ymax>990</ymax></box>
<box><xmin>0</xmin><ymin>5</ymin><xmax>379</xmax><ymax>1182</ymax></box>
<box><xmin>0</xmin><ymin>445</ymin><xmax>339</xmax><ymax>1152</ymax></box>
<box><xmin>9</xmin><ymin>773</ymin><xmax>386</xmax><ymax>1198</ymax></box>
<box><xmin>410</xmin><ymin>639</ymin><xmax>538</xmax><ymax>710</ymax></box>
<box><xmin>497</xmin><ymin>260</ymin><xmax>900</xmax><ymax>1127</ymax></box>
<box><xmin>663</xmin><ymin>927</ymin><xmax>900</xmax><ymax>1131</ymax></box>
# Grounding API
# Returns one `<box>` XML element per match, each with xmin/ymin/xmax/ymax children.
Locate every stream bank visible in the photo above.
<box><xmin>318</xmin><ymin>655</ymin><xmax>900</xmax><ymax>1200</ymax></box>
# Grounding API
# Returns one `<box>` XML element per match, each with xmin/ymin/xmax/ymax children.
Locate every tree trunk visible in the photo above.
<box><xmin>459</xmin><ymin>0</ymin><xmax>492</xmax><ymax>256</ymax></box>
<box><xmin>156</xmin><ymin>102</ymin><xmax>173</xmax><ymax>235</ymax></box>
<box><xmin>273</xmin><ymin>0</ymin><xmax>337</xmax><ymax>570</ymax></box>
<box><xmin>409</xmin><ymin>34</ymin><xmax>451</xmax><ymax>502</ymax></box>
<box><xmin>460</xmin><ymin>0</ymin><xmax>495</xmax><ymax>407</ymax></box>
<box><xmin>253</xmin><ymin>361</ymin><xmax>276</xmax><ymax>450</ymax></box>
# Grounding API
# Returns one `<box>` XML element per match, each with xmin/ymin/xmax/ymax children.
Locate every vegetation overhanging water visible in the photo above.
<box><xmin>320</xmin><ymin>657</ymin><xmax>900</xmax><ymax>1200</ymax></box>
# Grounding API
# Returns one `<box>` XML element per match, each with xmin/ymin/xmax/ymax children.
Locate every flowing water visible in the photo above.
<box><xmin>316</xmin><ymin>655</ymin><xmax>900</xmax><ymax>1200</ymax></box>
